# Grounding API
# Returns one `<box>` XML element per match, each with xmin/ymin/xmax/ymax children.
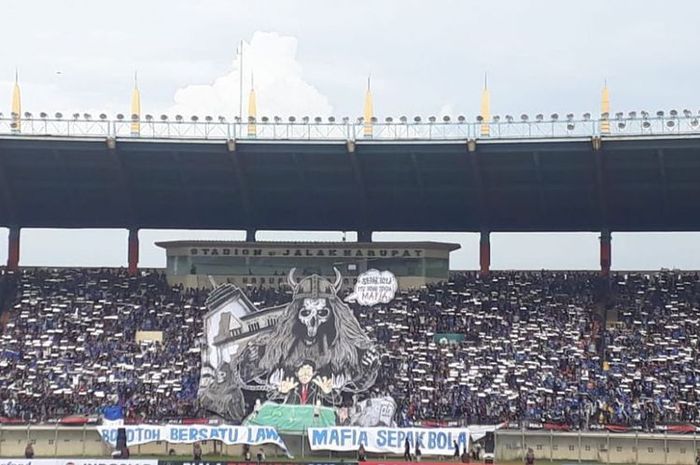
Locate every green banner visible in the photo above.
<box><xmin>243</xmin><ymin>401</ymin><xmax>336</xmax><ymax>433</ymax></box>
<box><xmin>433</xmin><ymin>333</ymin><xmax>465</xmax><ymax>344</ymax></box>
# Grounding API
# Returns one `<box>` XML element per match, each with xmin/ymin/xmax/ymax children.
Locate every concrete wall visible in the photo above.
<box><xmin>495</xmin><ymin>430</ymin><xmax>700</xmax><ymax>465</ymax></box>
<box><xmin>1</xmin><ymin>426</ymin><xmax>699</xmax><ymax>464</ymax></box>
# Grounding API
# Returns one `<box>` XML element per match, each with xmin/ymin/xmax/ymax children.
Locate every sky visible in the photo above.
<box><xmin>1</xmin><ymin>0</ymin><xmax>700</xmax><ymax>270</ymax></box>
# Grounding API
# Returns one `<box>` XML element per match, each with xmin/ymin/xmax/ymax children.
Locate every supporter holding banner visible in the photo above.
<box><xmin>308</xmin><ymin>427</ymin><xmax>491</xmax><ymax>456</ymax></box>
<box><xmin>97</xmin><ymin>424</ymin><xmax>289</xmax><ymax>452</ymax></box>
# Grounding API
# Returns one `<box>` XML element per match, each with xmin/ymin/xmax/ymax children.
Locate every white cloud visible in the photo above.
<box><xmin>169</xmin><ymin>31</ymin><xmax>332</xmax><ymax>119</ymax></box>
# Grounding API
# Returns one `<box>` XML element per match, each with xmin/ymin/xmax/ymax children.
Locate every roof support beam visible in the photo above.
<box><xmin>0</xmin><ymin>153</ymin><xmax>17</xmax><ymax>226</ymax></box>
<box><xmin>656</xmin><ymin>148</ymin><xmax>669</xmax><ymax>223</ymax></box>
<box><xmin>532</xmin><ymin>151</ymin><xmax>547</xmax><ymax>221</ymax></box>
<box><xmin>347</xmin><ymin>140</ymin><xmax>369</xmax><ymax>233</ymax></box>
<box><xmin>107</xmin><ymin>141</ymin><xmax>137</xmax><ymax>227</ymax></box>
<box><xmin>465</xmin><ymin>140</ymin><xmax>489</xmax><ymax>231</ymax></box>
<box><xmin>592</xmin><ymin>137</ymin><xmax>609</xmax><ymax>229</ymax></box>
<box><xmin>226</xmin><ymin>141</ymin><xmax>254</xmax><ymax>230</ymax></box>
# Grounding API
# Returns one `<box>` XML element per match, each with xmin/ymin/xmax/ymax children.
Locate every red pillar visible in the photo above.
<box><xmin>600</xmin><ymin>229</ymin><xmax>611</xmax><ymax>276</ymax></box>
<box><xmin>128</xmin><ymin>228</ymin><xmax>139</xmax><ymax>276</ymax></box>
<box><xmin>479</xmin><ymin>230</ymin><xmax>490</xmax><ymax>277</ymax></box>
<box><xmin>7</xmin><ymin>227</ymin><xmax>20</xmax><ymax>271</ymax></box>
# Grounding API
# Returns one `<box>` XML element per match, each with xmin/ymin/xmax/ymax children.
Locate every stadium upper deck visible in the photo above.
<box><xmin>1</xmin><ymin>114</ymin><xmax>700</xmax><ymax>275</ymax></box>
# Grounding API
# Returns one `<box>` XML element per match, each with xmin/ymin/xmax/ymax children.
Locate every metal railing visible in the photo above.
<box><xmin>1</xmin><ymin>112</ymin><xmax>700</xmax><ymax>141</ymax></box>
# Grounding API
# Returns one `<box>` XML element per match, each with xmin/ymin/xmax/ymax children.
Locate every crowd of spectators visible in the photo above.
<box><xmin>0</xmin><ymin>267</ymin><xmax>698</xmax><ymax>430</ymax></box>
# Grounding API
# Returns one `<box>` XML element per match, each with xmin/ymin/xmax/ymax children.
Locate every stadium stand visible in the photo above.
<box><xmin>0</xmin><ymin>268</ymin><xmax>698</xmax><ymax>430</ymax></box>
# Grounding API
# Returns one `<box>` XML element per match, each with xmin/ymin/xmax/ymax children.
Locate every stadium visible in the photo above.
<box><xmin>2</xmin><ymin>4</ymin><xmax>700</xmax><ymax>465</ymax></box>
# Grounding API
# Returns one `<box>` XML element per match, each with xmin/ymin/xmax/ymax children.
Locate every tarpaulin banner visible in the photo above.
<box><xmin>97</xmin><ymin>424</ymin><xmax>289</xmax><ymax>451</ymax></box>
<box><xmin>307</xmin><ymin>426</ymin><xmax>500</xmax><ymax>456</ymax></box>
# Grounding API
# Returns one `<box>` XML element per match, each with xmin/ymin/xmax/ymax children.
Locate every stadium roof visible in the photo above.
<box><xmin>1</xmin><ymin>134</ymin><xmax>700</xmax><ymax>233</ymax></box>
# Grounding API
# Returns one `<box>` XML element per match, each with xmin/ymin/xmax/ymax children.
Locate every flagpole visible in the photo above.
<box><xmin>239</xmin><ymin>39</ymin><xmax>244</xmax><ymax>121</ymax></box>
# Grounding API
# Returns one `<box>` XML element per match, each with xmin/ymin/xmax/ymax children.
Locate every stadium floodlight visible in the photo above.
<box><xmin>205</xmin><ymin>116</ymin><xmax>213</xmax><ymax>122</ymax></box>
<box><xmin>428</xmin><ymin>116</ymin><xmax>437</xmax><ymax>123</ymax></box>
<box><xmin>261</xmin><ymin>116</ymin><xmax>269</xmax><ymax>123</ymax></box>
<box><xmin>520</xmin><ymin>114</ymin><xmax>529</xmax><ymax>122</ymax></box>
<box><xmin>400</xmin><ymin>115</ymin><xmax>409</xmax><ymax>123</ymax></box>
<box><xmin>457</xmin><ymin>115</ymin><xmax>466</xmax><ymax>123</ymax></box>
<box><xmin>55</xmin><ymin>112</ymin><xmax>63</xmax><ymax>119</ymax></box>
<box><xmin>145</xmin><ymin>114</ymin><xmax>153</xmax><ymax>121</ymax></box>
<box><xmin>386</xmin><ymin>116</ymin><xmax>394</xmax><ymax>123</ymax></box>
<box><xmin>566</xmin><ymin>113</ymin><xmax>574</xmax><ymax>121</ymax></box>
<box><xmin>536</xmin><ymin>114</ymin><xmax>544</xmax><ymax>121</ymax></box>
<box><xmin>218</xmin><ymin>116</ymin><xmax>226</xmax><ymax>122</ymax></box>
<box><xmin>476</xmin><ymin>115</ymin><xmax>484</xmax><ymax>122</ymax></box>
<box><xmin>582</xmin><ymin>113</ymin><xmax>591</xmax><ymax>121</ymax></box>
<box><xmin>328</xmin><ymin>116</ymin><xmax>336</xmax><ymax>123</ymax></box>
<box><xmin>72</xmin><ymin>113</ymin><xmax>80</xmax><ymax>120</ymax></box>
<box><xmin>314</xmin><ymin>116</ymin><xmax>322</xmax><ymax>123</ymax></box>
<box><xmin>670</xmin><ymin>109</ymin><xmax>678</xmax><ymax>117</ymax></box>
<box><xmin>175</xmin><ymin>115</ymin><xmax>183</xmax><ymax>122</ymax></box>
<box><xmin>160</xmin><ymin>114</ymin><xmax>168</xmax><ymax>121</ymax></box>
<box><xmin>191</xmin><ymin>115</ymin><xmax>199</xmax><ymax>122</ymax></box>
<box><xmin>492</xmin><ymin>115</ymin><xmax>500</xmax><ymax>123</ymax></box>
<box><xmin>443</xmin><ymin>115</ymin><xmax>450</xmax><ymax>122</ymax></box>
<box><xmin>683</xmin><ymin>109</ymin><xmax>692</xmax><ymax>118</ymax></box>
<box><xmin>656</xmin><ymin>111</ymin><xmax>664</xmax><ymax>117</ymax></box>
<box><xmin>414</xmin><ymin>116</ymin><xmax>422</xmax><ymax>122</ymax></box>
<box><xmin>40</xmin><ymin>112</ymin><xmax>48</xmax><ymax>119</ymax></box>
<box><xmin>116</xmin><ymin>113</ymin><xmax>124</xmax><ymax>120</ymax></box>
<box><xmin>289</xmin><ymin>116</ymin><xmax>296</xmax><ymax>122</ymax></box>
<box><xmin>551</xmin><ymin>113</ymin><xmax>559</xmax><ymax>120</ymax></box>
<box><xmin>505</xmin><ymin>115</ymin><xmax>513</xmax><ymax>123</ymax></box>
<box><xmin>83</xmin><ymin>113</ymin><xmax>91</xmax><ymax>120</ymax></box>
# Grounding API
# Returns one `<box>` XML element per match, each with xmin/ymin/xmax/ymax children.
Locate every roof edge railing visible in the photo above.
<box><xmin>1</xmin><ymin>113</ymin><xmax>699</xmax><ymax>141</ymax></box>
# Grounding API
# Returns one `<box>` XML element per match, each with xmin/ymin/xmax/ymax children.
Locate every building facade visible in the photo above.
<box><xmin>156</xmin><ymin>241</ymin><xmax>459</xmax><ymax>290</ymax></box>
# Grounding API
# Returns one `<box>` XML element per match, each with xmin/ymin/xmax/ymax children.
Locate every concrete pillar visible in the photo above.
<box><xmin>358</xmin><ymin>230</ymin><xmax>372</xmax><ymax>242</ymax></box>
<box><xmin>6</xmin><ymin>227</ymin><xmax>20</xmax><ymax>271</ymax></box>
<box><xmin>245</xmin><ymin>229</ymin><xmax>256</xmax><ymax>242</ymax></box>
<box><xmin>600</xmin><ymin>229</ymin><xmax>612</xmax><ymax>276</ymax></box>
<box><xmin>128</xmin><ymin>228</ymin><xmax>139</xmax><ymax>276</ymax></box>
<box><xmin>480</xmin><ymin>230</ymin><xmax>490</xmax><ymax>276</ymax></box>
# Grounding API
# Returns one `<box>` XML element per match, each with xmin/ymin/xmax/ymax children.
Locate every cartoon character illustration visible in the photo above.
<box><xmin>198</xmin><ymin>268</ymin><xmax>381</xmax><ymax>425</ymax></box>
<box><xmin>237</xmin><ymin>268</ymin><xmax>379</xmax><ymax>398</ymax></box>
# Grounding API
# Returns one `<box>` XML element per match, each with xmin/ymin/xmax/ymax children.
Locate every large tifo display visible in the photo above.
<box><xmin>198</xmin><ymin>268</ymin><xmax>398</xmax><ymax>432</ymax></box>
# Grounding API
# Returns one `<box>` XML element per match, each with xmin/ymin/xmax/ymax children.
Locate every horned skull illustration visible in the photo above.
<box><xmin>288</xmin><ymin>268</ymin><xmax>342</xmax><ymax>344</ymax></box>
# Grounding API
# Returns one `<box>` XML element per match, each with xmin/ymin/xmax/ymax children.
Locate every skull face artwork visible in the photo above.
<box><xmin>299</xmin><ymin>298</ymin><xmax>330</xmax><ymax>344</ymax></box>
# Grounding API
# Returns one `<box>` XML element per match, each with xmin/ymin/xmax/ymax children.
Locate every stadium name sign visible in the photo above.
<box><xmin>97</xmin><ymin>424</ymin><xmax>288</xmax><ymax>450</ymax></box>
<box><xmin>189</xmin><ymin>247</ymin><xmax>424</xmax><ymax>258</ymax></box>
<box><xmin>308</xmin><ymin>427</ymin><xmax>474</xmax><ymax>456</ymax></box>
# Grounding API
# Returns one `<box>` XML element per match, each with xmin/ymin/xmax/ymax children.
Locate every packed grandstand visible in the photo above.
<box><xmin>0</xmin><ymin>267</ymin><xmax>697</xmax><ymax>431</ymax></box>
